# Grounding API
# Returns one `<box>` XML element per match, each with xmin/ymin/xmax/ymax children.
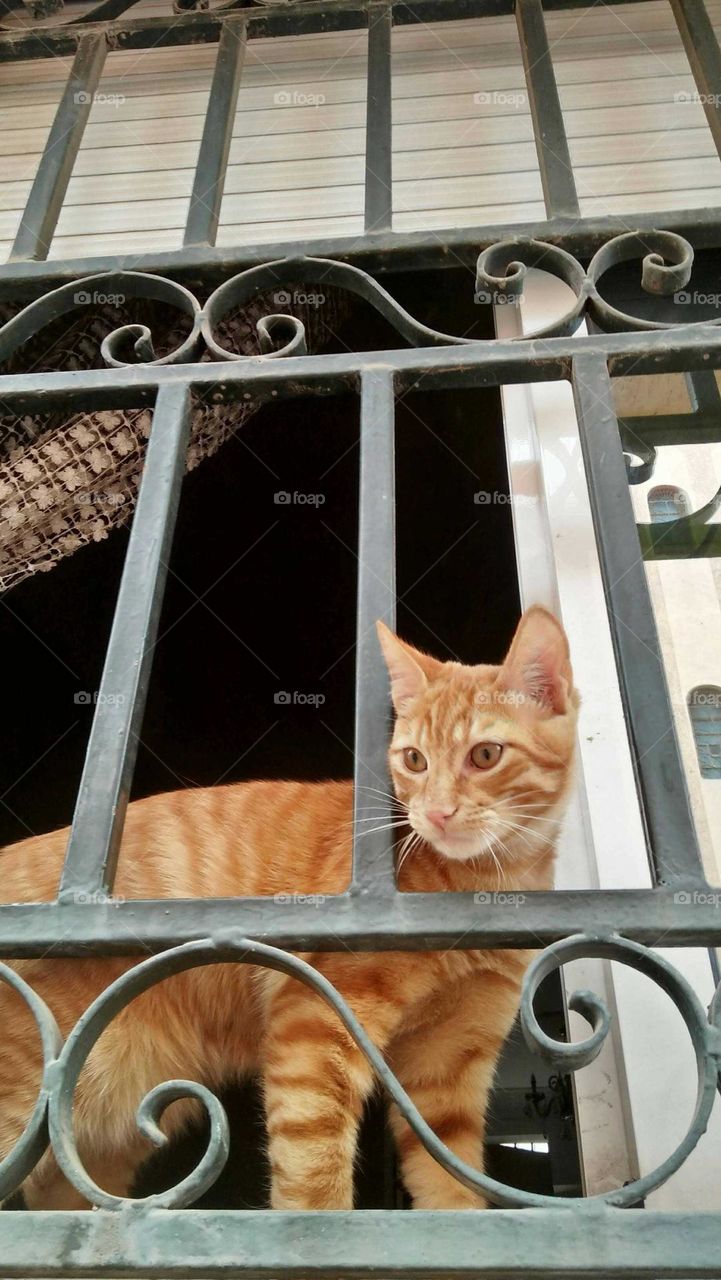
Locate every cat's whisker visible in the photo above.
<box><xmin>495</xmin><ymin>821</ymin><xmax>539</xmax><ymax>855</ymax></box>
<box><xmin>354</xmin><ymin>814</ymin><xmax>408</xmax><ymax>823</ymax></box>
<box><xmin>485</xmin><ymin>839</ymin><xmax>507</xmax><ymax>888</ymax></box>
<box><xmin>396</xmin><ymin>829</ymin><xmax>423</xmax><ymax>877</ymax></box>
<box><xmin>354</xmin><ymin>820</ymin><xmax>410</xmax><ymax>838</ymax></box>
<box><xmin>356</xmin><ymin>785</ymin><xmax>406</xmax><ymax>808</ymax></box>
<box><xmin>502</xmin><ymin>806</ymin><xmax>562</xmax><ymax>825</ymax></box>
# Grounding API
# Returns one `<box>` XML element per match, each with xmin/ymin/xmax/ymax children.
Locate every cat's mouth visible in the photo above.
<box><xmin>412</xmin><ymin>822</ymin><xmax>492</xmax><ymax>863</ymax></box>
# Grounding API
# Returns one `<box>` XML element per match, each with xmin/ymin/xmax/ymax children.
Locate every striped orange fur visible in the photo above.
<box><xmin>0</xmin><ymin>606</ymin><xmax>577</xmax><ymax>1210</ymax></box>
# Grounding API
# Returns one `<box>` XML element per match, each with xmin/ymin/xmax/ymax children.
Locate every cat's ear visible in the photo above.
<box><xmin>376</xmin><ymin>621</ymin><xmax>440</xmax><ymax>713</ymax></box>
<box><xmin>497</xmin><ymin>606</ymin><xmax>572</xmax><ymax>715</ymax></box>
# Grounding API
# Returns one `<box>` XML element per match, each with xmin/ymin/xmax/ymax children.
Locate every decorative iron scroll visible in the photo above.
<box><xmin>0</xmin><ymin>230</ymin><xmax>712</xmax><ymax>373</ymax></box>
<box><xmin>1</xmin><ymin>0</ymin><xmax>296</xmax><ymax>29</ymax></box>
<box><xmin>1</xmin><ymin>0</ymin><xmax>247</xmax><ymax>28</ymax></box>
<box><xmin>1</xmin><ymin>230</ymin><xmax>719</xmax><ymax>572</ymax></box>
<box><xmin>2</xmin><ymin>932</ymin><xmax>720</xmax><ymax>1210</ymax></box>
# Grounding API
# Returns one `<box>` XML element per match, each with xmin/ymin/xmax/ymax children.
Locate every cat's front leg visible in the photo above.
<box><xmin>388</xmin><ymin>970</ymin><xmax>522</xmax><ymax>1210</ymax></box>
<box><xmin>262</xmin><ymin>972</ymin><xmax>401</xmax><ymax>1210</ymax></box>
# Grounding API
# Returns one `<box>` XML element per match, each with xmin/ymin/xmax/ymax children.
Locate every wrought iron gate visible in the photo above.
<box><xmin>1</xmin><ymin>0</ymin><xmax>721</xmax><ymax>1273</ymax></box>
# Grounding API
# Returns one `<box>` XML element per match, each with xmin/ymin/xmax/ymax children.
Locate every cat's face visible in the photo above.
<box><xmin>377</xmin><ymin>608</ymin><xmax>578</xmax><ymax>864</ymax></box>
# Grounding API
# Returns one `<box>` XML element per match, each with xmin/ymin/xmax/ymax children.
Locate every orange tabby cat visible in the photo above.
<box><xmin>0</xmin><ymin>606</ymin><xmax>577</xmax><ymax>1211</ymax></box>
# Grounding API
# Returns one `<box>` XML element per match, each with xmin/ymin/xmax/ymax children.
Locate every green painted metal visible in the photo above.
<box><xmin>1</xmin><ymin>0</ymin><xmax>721</xmax><ymax>1271</ymax></box>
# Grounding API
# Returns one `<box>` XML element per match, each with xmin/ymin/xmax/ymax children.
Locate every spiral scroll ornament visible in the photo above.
<box><xmin>10</xmin><ymin>931</ymin><xmax>714</xmax><ymax>1210</ymax></box>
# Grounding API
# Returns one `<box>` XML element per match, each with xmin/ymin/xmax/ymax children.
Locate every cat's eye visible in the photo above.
<box><xmin>403</xmin><ymin>747</ymin><xmax>427</xmax><ymax>773</ymax></box>
<box><xmin>469</xmin><ymin>742</ymin><xmax>503</xmax><ymax>770</ymax></box>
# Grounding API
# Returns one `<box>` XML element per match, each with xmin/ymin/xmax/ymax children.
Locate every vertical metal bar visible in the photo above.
<box><xmin>352</xmin><ymin>367</ymin><xmax>397</xmax><ymax>894</ymax></box>
<box><xmin>515</xmin><ymin>0</ymin><xmax>579</xmax><ymax>219</ymax></box>
<box><xmin>669</xmin><ymin>0</ymin><xmax>721</xmax><ymax>162</ymax></box>
<box><xmin>58</xmin><ymin>384</ymin><xmax>192</xmax><ymax>903</ymax></box>
<box><xmin>184</xmin><ymin>21</ymin><xmax>247</xmax><ymax>248</ymax></box>
<box><xmin>572</xmin><ymin>352</ymin><xmax>705</xmax><ymax>887</ymax></box>
<box><xmin>364</xmin><ymin>2</ymin><xmax>393</xmax><ymax>233</ymax></box>
<box><xmin>686</xmin><ymin>368</ymin><xmax>721</xmax><ymax>415</ymax></box>
<box><xmin>10</xmin><ymin>34</ymin><xmax>107</xmax><ymax>262</ymax></box>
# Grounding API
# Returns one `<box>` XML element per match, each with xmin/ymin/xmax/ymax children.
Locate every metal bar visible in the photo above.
<box><xmin>686</xmin><ymin>368</ymin><xmax>721</xmax><ymax>414</ymax></box>
<box><xmin>9</xmin><ymin>34</ymin><xmax>107</xmax><ymax>262</ymax></box>
<box><xmin>2</xmin><ymin>887</ymin><xmax>721</xmax><ymax>956</ymax></box>
<box><xmin>3</xmin><ymin>1207</ymin><xmax>721</xmax><ymax>1276</ymax></box>
<box><xmin>0</xmin><ymin>0</ymin><xmax>458</xmax><ymax>60</ymax></box>
<box><xmin>352</xmin><ymin>368</ymin><xmax>397</xmax><ymax>891</ymax></box>
<box><xmin>57</xmin><ymin>384</ymin><xmax>192</xmax><ymax>903</ymax></box>
<box><xmin>516</xmin><ymin>0</ymin><xmax>579</xmax><ymax>218</ymax></box>
<box><xmin>364</xmin><ymin>2</ymin><xmax>393</xmax><ymax>232</ymax></box>
<box><xmin>669</xmin><ymin>0</ymin><xmax>721</xmax><ymax>162</ymax></box>
<box><xmin>0</xmin><ymin>0</ymin><xmax>667</xmax><ymax>61</ymax></box>
<box><xmin>3</xmin><ymin>207</ymin><xmax>721</xmax><ymax>293</ymax></box>
<box><xmin>620</xmin><ymin>411</ymin><xmax>721</xmax><ymax>448</ymax></box>
<box><xmin>184</xmin><ymin>22</ymin><xmax>246</xmax><ymax>248</ymax></box>
<box><xmin>572</xmin><ymin>352</ymin><xmax>704</xmax><ymax>886</ymax></box>
<box><xmin>5</xmin><ymin>325</ymin><xmax>721</xmax><ymax>416</ymax></box>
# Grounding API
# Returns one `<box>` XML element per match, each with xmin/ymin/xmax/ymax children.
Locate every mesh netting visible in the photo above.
<box><xmin>0</xmin><ymin>287</ymin><xmax>349</xmax><ymax>592</ymax></box>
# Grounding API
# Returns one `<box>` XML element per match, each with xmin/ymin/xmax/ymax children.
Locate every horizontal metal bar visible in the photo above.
<box><xmin>516</xmin><ymin>0</ymin><xmax>579</xmax><ymax>218</ymax></box>
<box><xmin>352</xmin><ymin>368</ymin><xmax>397</xmax><ymax>892</ymax></box>
<box><xmin>0</xmin><ymin>0</ymin><xmax>479</xmax><ymax>58</ymax></box>
<box><xmin>365</xmin><ymin>2</ymin><xmax>393</xmax><ymax>232</ymax></box>
<box><xmin>0</xmin><ymin>0</ymin><xmax>649</xmax><ymax>59</ymax></box>
<box><xmin>58</xmin><ymin>384</ymin><xmax>192</xmax><ymax>902</ymax></box>
<box><xmin>3</xmin><ymin>324</ymin><xmax>721</xmax><ymax>416</ymax></box>
<box><xmin>669</xmin><ymin>0</ymin><xmax>721</xmax><ymax>162</ymax></box>
<box><xmin>9</xmin><ymin>34</ymin><xmax>107</xmax><ymax>262</ymax></box>
<box><xmin>1</xmin><ymin>887</ymin><xmax>720</xmax><ymax>956</ymax></box>
<box><xmin>620</xmin><ymin>410</ymin><xmax>721</xmax><ymax>448</ymax></box>
<box><xmin>572</xmin><ymin>353</ymin><xmax>703</xmax><ymax>885</ymax></box>
<box><xmin>2</xmin><ymin>1207</ymin><xmax>721</xmax><ymax>1276</ymax></box>
<box><xmin>4</xmin><ymin>208</ymin><xmax>721</xmax><ymax>295</ymax></box>
<box><xmin>184</xmin><ymin>22</ymin><xmax>247</xmax><ymax>248</ymax></box>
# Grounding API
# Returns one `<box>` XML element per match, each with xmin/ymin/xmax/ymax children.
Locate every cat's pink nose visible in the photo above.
<box><xmin>426</xmin><ymin>807</ymin><xmax>457</xmax><ymax>832</ymax></box>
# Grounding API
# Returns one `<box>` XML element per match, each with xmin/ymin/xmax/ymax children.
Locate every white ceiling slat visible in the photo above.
<box><xmin>3</xmin><ymin>2</ymin><xmax>721</xmax><ymax>263</ymax></box>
